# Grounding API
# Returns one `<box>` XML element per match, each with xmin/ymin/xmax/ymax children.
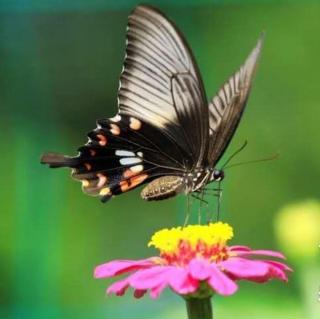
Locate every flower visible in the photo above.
<box><xmin>275</xmin><ymin>200</ymin><xmax>320</xmax><ymax>260</ymax></box>
<box><xmin>94</xmin><ymin>222</ymin><xmax>291</xmax><ymax>299</ymax></box>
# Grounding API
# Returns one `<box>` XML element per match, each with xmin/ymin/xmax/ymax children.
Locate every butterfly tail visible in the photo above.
<box><xmin>41</xmin><ymin>152</ymin><xmax>78</xmax><ymax>168</ymax></box>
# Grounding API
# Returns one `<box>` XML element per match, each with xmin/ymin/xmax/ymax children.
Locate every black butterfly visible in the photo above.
<box><xmin>41</xmin><ymin>5</ymin><xmax>263</xmax><ymax>203</ymax></box>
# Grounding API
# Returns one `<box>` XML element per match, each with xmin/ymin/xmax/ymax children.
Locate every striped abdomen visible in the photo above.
<box><xmin>141</xmin><ymin>176</ymin><xmax>184</xmax><ymax>201</ymax></box>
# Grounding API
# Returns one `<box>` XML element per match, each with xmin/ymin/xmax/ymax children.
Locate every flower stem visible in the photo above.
<box><xmin>185</xmin><ymin>297</ymin><xmax>213</xmax><ymax>319</ymax></box>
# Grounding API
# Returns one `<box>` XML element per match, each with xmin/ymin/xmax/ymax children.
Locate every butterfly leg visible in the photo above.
<box><xmin>184</xmin><ymin>194</ymin><xmax>191</xmax><ymax>227</ymax></box>
<box><xmin>191</xmin><ymin>193</ymin><xmax>208</xmax><ymax>205</ymax></box>
<box><xmin>202</xmin><ymin>182</ymin><xmax>223</xmax><ymax>222</ymax></box>
<box><xmin>193</xmin><ymin>192</ymin><xmax>210</xmax><ymax>224</ymax></box>
<box><xmin>216</xmin><ymin>181</ymin><xmax>222</xmax><ymax>221</ymax></box>
<box><xmin>198</xmin><ymin>190</ymin><xmax>205</xmax><ymax>224</ymax></box>
<box><xmin>191</xmin><ymin>191</ymin><xmax>208</xmax><ymax>224</ymax></box>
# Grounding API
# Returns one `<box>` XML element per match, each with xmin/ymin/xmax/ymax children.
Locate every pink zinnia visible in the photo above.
<box><xmin>94</xmin><ymin>223</ymin><xmax>291</xmax><ymax>299</ymax></box>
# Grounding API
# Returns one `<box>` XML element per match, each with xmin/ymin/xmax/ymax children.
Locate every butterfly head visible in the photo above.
<box><xmin>211</xmin><ymin>169</ymin><xmax>225</xmax><ymax>182</ymax></box>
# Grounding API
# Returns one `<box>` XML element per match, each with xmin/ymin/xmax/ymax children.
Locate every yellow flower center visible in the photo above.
<box><xmin>148</xmin><ymin>222</ymin><xmax>233</xmax><ymax>265</ymax></box>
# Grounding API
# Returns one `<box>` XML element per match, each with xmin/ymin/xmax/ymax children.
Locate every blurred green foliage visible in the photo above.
<box><xmin>1</xmin><ymin>0</ymin><xmax>319</xmax><ymax>318</ymax></box>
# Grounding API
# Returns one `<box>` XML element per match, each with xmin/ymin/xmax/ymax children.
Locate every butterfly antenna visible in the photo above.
<box><xmin>221</xmin><ymin>140</ymin><xmax>248</xmax><ymax>169</ymax></box>
<box><xmin>224</xmin><ymin>153</ymin><xmax>279</xmax><ymax>170</ymax></box>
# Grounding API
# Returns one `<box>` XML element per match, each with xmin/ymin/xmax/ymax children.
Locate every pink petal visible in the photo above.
<box><xmin>94</xmin><ymin>259</ymin><xmax>154</xmax><ymax>278</ymax></box>
<box><xmin>129</xmin><ymin>266</ymin><xmax>172</xmax><ymax>290</ymax></box>
<box><xmin>220</xmin><ymin>257</ymin><xmax>269</xmax><ymax>279</ymax></box>
<box><xmin>188</xmin><ymin>258</ymin><xmax>213</xmax><ymax>280</ymax></box>
<box><xmin>263</xmin><ymin>261</ymin><xmax>292</xmax><ymax>281</ymax></box>
<box><xmin>235</xmin><ymin>250</ymin><xmax>286</xmax><ymax>259</ymax></box>
<box><xmin>129</xmin><ymin>265</ymin><xmax>198</xmax><ymax>296</ymax></box>
<box><xmin>208</xmin><ymin>264</ymin><xmax>238</xmax><ymax>296</ymax></box>
<box><xmin>168</xmin><ymin>268</ymin><xmax>199</xmax><ymax>295</ymax></box>
<box><xmin>265</xmin><ymin>260</ymin><xmax>293</xmax><ymax>272</ymax></box>
<box><xmin>229</xmin><ymin>245</ymin><xmax>251</xmax><ymax>252</ymax></box>
<box><xmin>134</xmin><ymin>289</ymin><xmax>147</xmax><ymax>299</ymax></box>
<box><xmin>268</xmin><ymin>268</ymin><xmax>287</xmax><ymax>282</ymax></box>
<box><xmin>106</xmin><ymin>278</ymin><xmax>129</xmax><ymax>296</ymax></box>
<box><xmin>150</xmin><ymin>283</ymin><xmax>167</xmax><ymax>299</ymax></box>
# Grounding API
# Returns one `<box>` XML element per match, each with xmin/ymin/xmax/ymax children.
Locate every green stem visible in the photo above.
<box><xmin>185</xmin><ymin>297</ymin><xmax>213</xmax><ymax>319</ymax></box>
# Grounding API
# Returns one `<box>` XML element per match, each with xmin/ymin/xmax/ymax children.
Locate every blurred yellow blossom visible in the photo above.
<box><xmin>275</xmin><ymin>200</ymin><xmax>320</xmax><ymax>259</ymax></box>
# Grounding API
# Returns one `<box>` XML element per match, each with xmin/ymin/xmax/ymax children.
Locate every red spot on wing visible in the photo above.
<box><xmin>97</xmin><ymin>134</ymin><xmax>107</xmax><ymax>146</ymax></box>
<box><xmin>123</xmin><ymin>169</ymin><xmax>137</xmax><ymax>178</ymax></box>
<box><xmin>120</xmin><ymin>174</ymin><xmax>148</xmax><ymax>192</ymax></box>
<box><xmin>90</xmin><ymin>149</ymin><xmax>97</xmax><ymax>156</ymax></box>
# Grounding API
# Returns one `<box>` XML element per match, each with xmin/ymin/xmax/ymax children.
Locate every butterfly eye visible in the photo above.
<box><xmin>213</xmin><ymin>169</ymin><xmax>225</xmax><ymax>181</ymax></box>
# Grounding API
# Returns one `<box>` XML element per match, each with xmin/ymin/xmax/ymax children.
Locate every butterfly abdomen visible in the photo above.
<box><xmin>141</xmin><ymin>176</ymin><xmax>184</xmax><ymax>201</ymax></box>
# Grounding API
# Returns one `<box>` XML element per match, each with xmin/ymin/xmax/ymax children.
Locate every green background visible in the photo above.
<box><xmin>1</xmin><ymin>0</ymin><xmax>319</xmax><ymax>318</ymax></box>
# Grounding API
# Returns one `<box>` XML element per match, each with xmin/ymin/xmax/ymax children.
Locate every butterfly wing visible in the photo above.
<box><xmin>42</xmin><ymin>115</ymin><xmax>189</xmax><ymax>202</ymax></box>
<box><xmin>207</xmin><ymin>35</ymin><xmax>263</xmax><ymax>165</ymax></box>
<box><xmin>41</xmin><ymin>5</ymin><xmax>208</xmax><ymax>201</ymax></box>
<box><xmin>76</xmin><ymin>116</ymin><xmax>191</xmax><ymax>202</ymax></box>
<box><xmin>119</xmin><ymin>5</ymin><xmax>208</xmax><ymax>167</ymax></box>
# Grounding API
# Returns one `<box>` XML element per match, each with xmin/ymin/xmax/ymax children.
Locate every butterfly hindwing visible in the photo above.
<box><xmin>69</xmin><ymin>115</ymin><xmax>185</xmax><ymax>201</ymax></box>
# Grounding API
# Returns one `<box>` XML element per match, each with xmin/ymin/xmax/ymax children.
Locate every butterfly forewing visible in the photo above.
<box><xmin>207</xmin><ymin>35</ymin><xmax>263</xmax><ymax>165</ymax></box>
<box><xmin>118</xmin><ymin>5</ymin><xmax>209</xmax><ymax>168</ymax></box>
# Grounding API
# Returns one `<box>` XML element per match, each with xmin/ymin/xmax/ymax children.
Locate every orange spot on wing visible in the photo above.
<box><xmin>120</xmin><ymin>180</ymin><xmax>129</xmax><ymax>192</ymax></box>
<box><xmin>99</xmin><ymin>187</ymin><xmax>111</xmax><ymax>196</ymax></box>
<box><xmin>97</xmin><ymin>134</ymin><xmax>107</xmax><ymax>146</ymax></box>
<box><xmin>120</xmin><ymin>174</ymin><xmax>148</xmax><ymax>192</ymax></box>
<box><xmin>130</xmin><ymin>174</ymin><xmax>148</xmax><ymax>186</ymax></box>
<box><xmin>110</xmin><ymin>124</ymin><xmax>121</xmax><ymax>135</ymax></box>
<box><xmin>82</xmin><ymin>179</ymin><xmax>90</xmax><ymax>187</ymax></box>
<box><xmin>97</xmin><ymin>173</ymin><xmax>108</xmax><ymax>188</ymax></box>
<box><xmin>90</xmin><ymin>149</ymin><xmax>97</xmax><ymax>156</ymax></box>
<box><xmin>123</xmin><ymin>169</ymin><xmax>136</xmax><ymax>178</ymax></box>
<box><xmin>84</xmin><ymin>163</ymin><xmax>92</xmax><ymax>170</ymax></box>
<box><xmin>130</xmin><ymin>117</ymin><xmax>142</xmax><ymax>130</ymax></box>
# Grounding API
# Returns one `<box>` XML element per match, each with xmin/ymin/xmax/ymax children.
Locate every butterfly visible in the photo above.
<box><xmin>41</xmin><ymin>5</ymin><xmax>263</xmax><ymax>203</ymax></box>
